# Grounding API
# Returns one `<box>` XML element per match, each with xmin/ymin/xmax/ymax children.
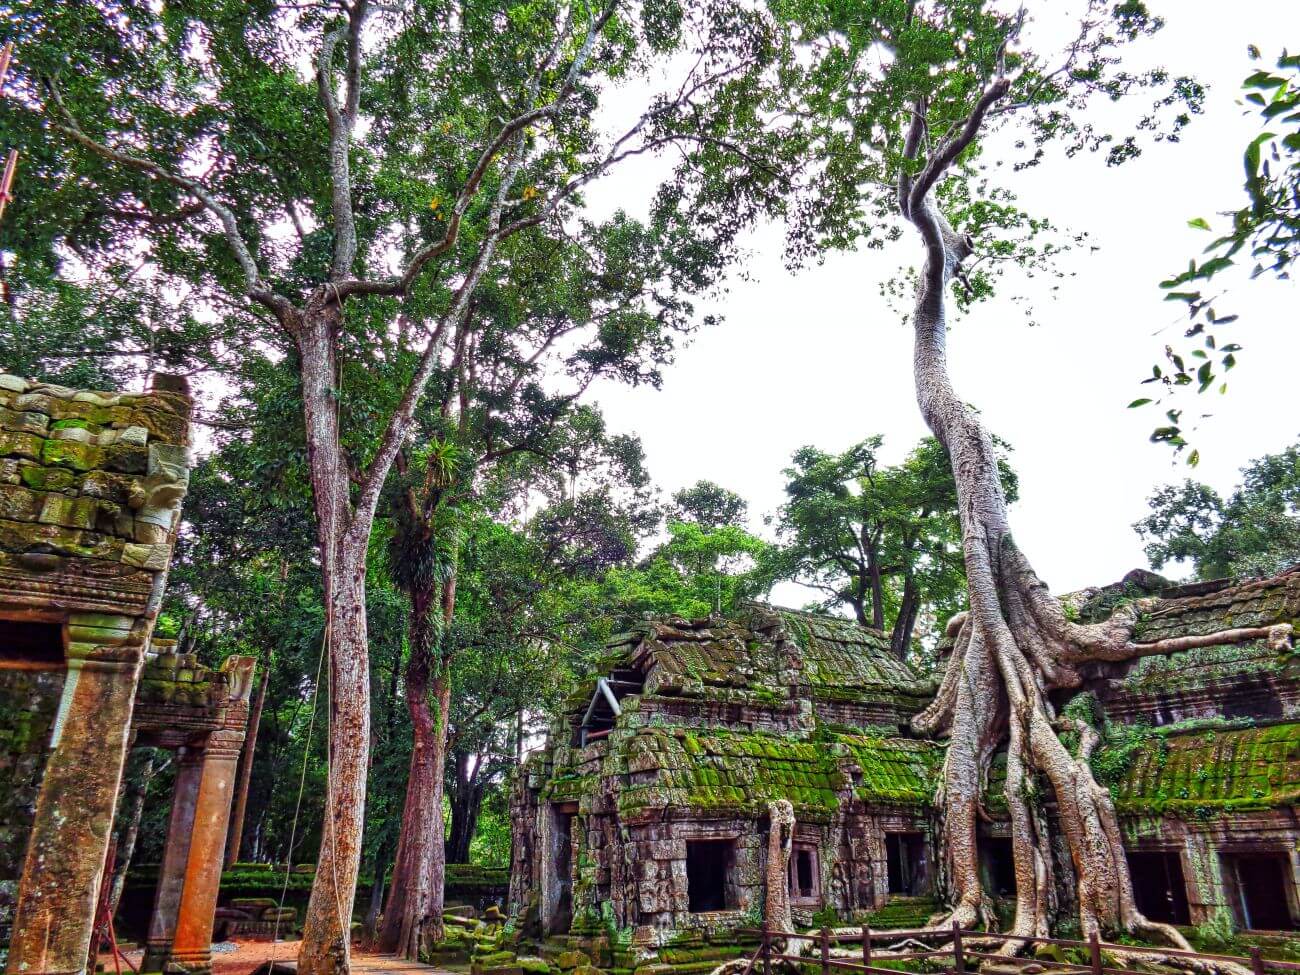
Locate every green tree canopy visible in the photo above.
<box><xmin>1135</xmin><ymin>440</ymin><xmax>1300</xmax><ymax>580</ymax></box>
<box><xmin>772</xmin><ymin>437</ymin><xmax>1016</xmax><ymax>658</ymax></box>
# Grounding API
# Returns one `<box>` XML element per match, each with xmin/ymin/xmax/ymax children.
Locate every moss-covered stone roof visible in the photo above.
<box><xmin>1133</xmin><ymin>569</ymin><xmax>1300</xmax><ymax>643</ymax></box>
<box><xmin>573</xmin><ymin>604</ymin><xmax>929</xmax><ymax>713</ymax></box>
<box><xmin>767</xmin><ymin>607</ymin><xmax>930</xmax><ymax>697</ymax></box>
<box><xmin>637</xmin><ymin>617</ymin><xmax>786</xmax><ymax>690</ymax></box>
<box><xmin>604</xmin><ymin>726</ymin><xmax>940</xmax><ymax>822</ymax></box>
<box><xmin>1108</xmin><ymin>721</ymin><xmax>1300</xmax><ymax>815</ymax></box>
<box><xmin>0</xmin><ymin>374</ymin><xmax>191</xmax><ymax>578</ymax></box>
<box><xmin>1117</xmin><ymin>641</ymin><xmax>1296</xmax><ymax>695</ymax></box>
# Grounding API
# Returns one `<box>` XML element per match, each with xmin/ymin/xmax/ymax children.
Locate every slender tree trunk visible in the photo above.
<box><xmin>866</xmin><ymin>543</ymin><xmax>886</xmax><ymax>630</ymax></box>
<box><xmin>109</xmin><ymin>749</ymin><xmax>162</xmax><ymax>919</ymax></box>
<box><xmin>889</xmin><ymin>574</ymin><xmax>920</xmax><ymax>660</ymax></box>
<box><xmin>299</xmin><ymin>306</ymin><xmax>373</xmax><ymax>975</ymax></box>
<box><xmin>422</xmin><ymin>577</ymin><xmax>457</xmax><ymax>947</ymax></box>
<box><xmin>226</xmin><ymin>662</ymin><xmax>269</xmax><ymax>866</ymax></box>
<box><xmin>364</xmin><ymin>841</ymin><xmax>389</xmax><ymax>943</ymax></box>
<box><xmin>445</xmin><ymin>752</ymin><xmax>485</xmax><ymax>865</ymax></box>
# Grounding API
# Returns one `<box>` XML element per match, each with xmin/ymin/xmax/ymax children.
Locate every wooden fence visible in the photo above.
<box><xmin>736</xmin><ymin>922</ymin><xmax>1299</xmax><ymax>975</ymax></box>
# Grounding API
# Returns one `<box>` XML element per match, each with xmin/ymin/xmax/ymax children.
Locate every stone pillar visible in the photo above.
<box><xmin>166</xmin><ymin>725</ymin><xmax>244</xmax><ymax>975</ymax></box>
<box><xmin>5</xmin><ymin>614</ymin><xmax>141</xmax><ymax>975</ymax></box>
<box><xmin>142</xmin><ymin>747</ymin><xmax>205</xmax><ymax>973</ymax></box>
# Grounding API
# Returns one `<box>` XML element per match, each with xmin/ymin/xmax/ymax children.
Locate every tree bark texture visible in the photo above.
<box><xmin>378</xmin><ymin>584</ymin><xmax>453</xmax><ymax>957</ymax></box>
<box><xmin>895</xmin><ymin>80</ymin><xmax>1290</xmax><ymax>948</ymax></box>
<box><xmin>766</xmin><ymin>799</ymin><xmax>795</xmax><ymax>936</ymax></box>
<box><xmin>298</xmin><ymin>306</ymin><xmax>372</xmax><ymax>975</ymax></box>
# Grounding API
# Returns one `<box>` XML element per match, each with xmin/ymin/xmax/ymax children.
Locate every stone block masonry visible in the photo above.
<box><xmin>0</xmin><ymin>374</ymin><xmax>197</xmax><ymax>975</ymax></box>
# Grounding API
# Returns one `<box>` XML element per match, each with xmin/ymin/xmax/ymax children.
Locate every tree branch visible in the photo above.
<box><xmin>347</xmin><ymin>142</ymin><xmax>529</xmax><ymax>538</ymax></box>
<box><xmin>317</xmin><ymin>0</ymin><xmax>369</xmax><ymax>281</ymax></box>
<box><xmin>907</xmin><ymin>78</ymin><xmax>1010</xmax><ymax>219</ymax></box>
<box><xmin>334</xmin><ymin>1</ymin><xmax>615</xmax><ymax>302</ymax></box>
<box><xmin>43</xmin><ymin>85</ymin><xmax>294</xmax><ymax>322</ymax></box>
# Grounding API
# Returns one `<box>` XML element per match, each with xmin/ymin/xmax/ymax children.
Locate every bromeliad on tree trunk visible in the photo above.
<box><xmin>19</xmin><ymin>2</ymin><xmax>802</xmax><ymax>970</ymax></box>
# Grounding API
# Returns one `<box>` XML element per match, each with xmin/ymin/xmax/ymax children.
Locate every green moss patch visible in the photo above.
<box><xmin>1106</xmin><ymin>721</ymin><xmax>1300</xmax><ymax>815</ymax></box>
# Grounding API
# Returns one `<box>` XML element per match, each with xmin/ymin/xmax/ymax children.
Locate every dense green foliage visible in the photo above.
<box><xmin>1137</xmin><ymin>51</ymin><xmax>1300</xmax><ymax>458</ymax></box>
<box><xmin>1136</xmin><ymin>440</ymin><xmax>1300</xmax><ymax>579</ymax></box>
<box><xmin>770</xmin><ymin>437</ymin><xmax>1016</xmax><ymax>656</ymax></box>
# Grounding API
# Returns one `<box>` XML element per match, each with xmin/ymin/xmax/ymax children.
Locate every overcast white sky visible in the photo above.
<box><xmin>577</xmin><ymin>1</ymin><xmax>1300</xmax><ymax>604</ymax></box>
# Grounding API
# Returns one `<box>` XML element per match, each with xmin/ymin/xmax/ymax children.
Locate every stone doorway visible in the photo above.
<box><xmin>686</xmin><ymin>839</ymin><xmax>735</xmax><ymax>912</ymax></box>
<box><xmin>545</xmin><ymin>805</ymin><xmax>576</xmax><ymax>935</ymax></box>
<box><xmin>1224</xmin><ymin>852</ymin><xmax>1298</xmax><ymax>931</ymax></box>
<box><xmin>1126</xmin><ymin>851</ymin><xmax>1190</xmax><ymax>925</ymax></box>
<box><xmin>979</xmin><ymin>836</ymin><xmax>1015</xmax><ymax>897</ymax></box>
<box><xmin>886</xmin><ymin>832</ymin><xmax>927</xmax><ymax>896</ymax></box>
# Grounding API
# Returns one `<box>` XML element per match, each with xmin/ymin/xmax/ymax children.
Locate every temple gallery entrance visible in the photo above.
<box><xmin>686</xmin><ymin>839</ymin><xmax>736</xmax><ymax>912</ymax></box>
<box><xmin>1126</xmin><ymin>851</ymin><xmax>1191</xmax><ymax>925</ymax></box>
<box><xmin>1224</xmin><ymin>852</ymin><xmax>1298</xmax><ymax>931</ymax></box>
<box><xmin>546</xmin><ymin>804</ymin><xmax>576</xmax><ymax>935</ymax></box>
<box><xmin>886</xmin><ymin>832</ymin><xmax>928</xmax><ymax>896</ymax></box>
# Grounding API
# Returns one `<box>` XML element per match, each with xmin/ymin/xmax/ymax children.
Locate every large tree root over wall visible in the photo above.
<box><xmin>712</xmin><ymin>58</ymin><xmax>1296</xmax><ymax>975</ymax></box>
<box><xmin>891</xmin><ymin>68</ymin><xmax>1297</xmax><ymax>955</ymax></box>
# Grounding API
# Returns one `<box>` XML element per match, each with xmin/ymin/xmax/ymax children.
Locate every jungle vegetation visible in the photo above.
<box><xmin>0</xmin><ymin>0</ymin><xmax>1294</xmax><ymax>969</ymax></box>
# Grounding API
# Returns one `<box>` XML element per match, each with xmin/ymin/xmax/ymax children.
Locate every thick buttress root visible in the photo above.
<box><xmin>913</xmin><ymin>538</ymin><xmax>1292</xmax><ymax>950</ymax></box>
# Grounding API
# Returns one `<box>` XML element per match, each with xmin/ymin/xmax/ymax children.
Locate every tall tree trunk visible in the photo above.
<box><xmin>378</xmin><ymin>583</ymin><xmax>453</xmax><ymax>957</ymax></box>
<box><xmin>445</xmin><ymin>752</ymin><xmax>484</xmax><ymax>865</ymax></box>
<box><xmin>866</xmin><ymin>541</ymin><xmax>886</xmax><ymax>630</ymax></box>
<box><xmin>363</xmin><ymin>841</ymin><xmax>389</xmax><ymax>944</ymax></box>
<box><xmin>299</xmin><ymin>307</ymin><xmax>373</xmax><ymax>975</ymax></box>
<box><xmin>889</xmin><ymin>574</ymin><xmax>920</xmax><ymax>660</ymax></box>
<box><xmin>226</xmin><ymin>662</ymin><xmax>269</xmax><ymax>866</ymax></box>
<box><xmin>892</xmin><ymin>85</ymin><xmax>1262</xmax><ymax>947</ymax></box>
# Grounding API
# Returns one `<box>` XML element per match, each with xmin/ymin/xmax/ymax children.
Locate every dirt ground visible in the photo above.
<box><xmin>101</xmin><ymin>939</ymin><xmax>302</xmax><ymax>975</ymax></box>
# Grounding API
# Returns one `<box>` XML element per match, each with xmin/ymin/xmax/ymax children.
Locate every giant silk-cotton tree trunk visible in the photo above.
<box><xmin>896</xmin><ymin>76</ymin><xmax>1294</xmax><ymax>945</ymax></box>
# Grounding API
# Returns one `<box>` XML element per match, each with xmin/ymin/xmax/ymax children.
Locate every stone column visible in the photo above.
<box><xmin>5</xmin><ymin>613</ymin><xmax>141</xmax><ymax>975</ymax></box>
<box><xmin>166</xmin><ymin>729</ymin><xmax>243</xmax><ymax>975</ymax></box>
<box><xmin>142</xmin><ymin>747</ymin><xmax>205</xmax><ymax>973</ymax></box>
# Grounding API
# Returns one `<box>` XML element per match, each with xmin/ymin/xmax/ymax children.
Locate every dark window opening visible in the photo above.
<box><xmin>687</xmin><ymin>840</ymin><xmax>734</xmax><ymax>913</ymax></box>
<box><xmin>1225</xmin><ymin>853</ymin><xmax>1297</xmax><ymax>931</ymax></box>
<box><xmin>1127</xmin><ymin>851</ymin><xmax>1191</xmax><ymax>925</ymax></box>
<box><xmin>790</xmin><ymin>843</ymin><xmax>818</xmax><ymax>902</ymax></box>
<box><xmin>981</xmin><ymin>837</ymin><xmax>1016</xmax><ymax>897</ymax></box>
<box><xmin>0</xmin><ymin>619</ymin><xmax>63</xmax><ymax>667</ymax></box>
<box><xmin>886</xmin><ymin>833</ymin><xmax>928</xmax><ymax>896</ymax></box>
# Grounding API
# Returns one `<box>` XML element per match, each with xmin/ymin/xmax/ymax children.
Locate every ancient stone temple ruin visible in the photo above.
<box><xmin>0</xmin><ymin>375</ymin><xmax>254</xmax><ymax>975</ymax></box>
<box><xmin>510</xmin><ymin>571</ymin><xmax>1300</xmax><ymax>946</ymax></box>
<box><xmin>509</xmin><ymin>604</ymin><xmax>945</xmax><ymax>940</ymax></box>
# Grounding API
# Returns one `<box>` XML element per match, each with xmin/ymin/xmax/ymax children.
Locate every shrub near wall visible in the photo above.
<box><xmin>117</xmin><ymin>862</ymin><xmax>510</xmax><ymax>936</ymax></box>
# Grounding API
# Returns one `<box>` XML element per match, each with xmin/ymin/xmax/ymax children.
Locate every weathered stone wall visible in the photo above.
<box><xmin>1122</xmin><ymin>809</ymin><xmax>1300</xmax><ymax>927</ymax></box>
<box><xmin>0</xmin><ymin>668</ymin><xmax>64</xmax><ymax>964</ymax></box>
<box><xmin>0</xmin><ymin>373</ymin><xmax>193</xmax><ymax>975</ymax></box>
